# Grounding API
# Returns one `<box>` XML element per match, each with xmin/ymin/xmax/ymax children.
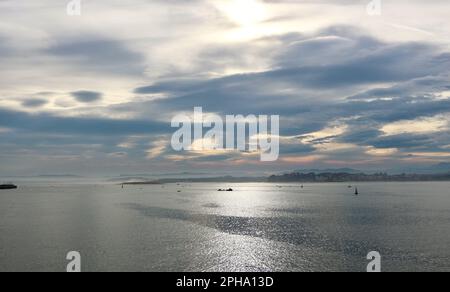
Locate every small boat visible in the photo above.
<box><xmin>218</xmin><ymin>188</ymin><xmax>234</xmax><ymax>192</ymax></box>
<box><xmin>0</xmin><ymin>184</ymin><xmax>18</xmax><ymax>190</ymax></box>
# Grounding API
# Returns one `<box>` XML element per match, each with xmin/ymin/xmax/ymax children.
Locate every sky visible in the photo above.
<box><xmin>1</xmin><ymin>0</ymin><xmax>450</xmax><ymax>176</ymax></box>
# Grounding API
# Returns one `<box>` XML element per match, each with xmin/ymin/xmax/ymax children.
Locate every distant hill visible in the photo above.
<box><xmin>287</xmin><ymin>168</ymin><xmax>363</xmax><ymax>174</ymax></box>
<box><xmin>121</xmin><ymin>171</ymin><xmax>450</xmax><ymax>184</ymax></box>
<box><xmin>268</xmin><ymin>172</ymin><xmax>450</xmax><ymax>183</ymax></box>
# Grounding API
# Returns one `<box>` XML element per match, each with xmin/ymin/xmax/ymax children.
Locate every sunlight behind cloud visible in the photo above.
<box><xmin>216</xmin><ymin>0</ymin><xmax>267</xmax><ymax>27</ymax></box>
<box><xmin>381</xmin><ymin>116</ymin><xmax>449</xmax><ymax>136</ymax></box>
<box><xmin>2</xmin><ymin>0</ymin><xmax>450</xmax><ymax>175</ymax></box>
<box><xmin>214</xmin><ymin>0</ymin><xmax>275</xmax><ymax>41</ymax></box>
<box><xmin>146</xmin><ymin>140</ymin><xmax>167</xmax><ymax>159</ymax></box>
<box><xmin>300</xmin><ymin>124</ymin><xmax>348</xmax><ymax>144</ymax></box>
<box><xmin>366</xmin><ymin>147</ymin><xmax>399</xmax><ymax>157</ymax></box>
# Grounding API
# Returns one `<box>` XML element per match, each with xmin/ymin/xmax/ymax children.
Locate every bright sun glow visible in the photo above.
<box><xmin>217</xmin><ymin>0</ymin><xmax>267</xmax><ymax>26</ymax></box>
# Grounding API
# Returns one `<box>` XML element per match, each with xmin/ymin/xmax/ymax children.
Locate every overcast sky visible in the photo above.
<box><xmin>1</xmin><ymin>0</ymin><xmax>450</xmax><ymax>176</ymax></box>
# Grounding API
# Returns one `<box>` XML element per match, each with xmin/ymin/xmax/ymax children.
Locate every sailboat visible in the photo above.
<box><xmin>354</xmin><ymin>187</ymin><xmax>359</xmax><ymax>196</ymax></box>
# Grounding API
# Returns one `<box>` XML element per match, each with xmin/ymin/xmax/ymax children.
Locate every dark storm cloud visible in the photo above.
<box><xmin>4</xmin><ymin>24</ymin><xmax>450</xmax><ymax>167</ymax></box>
<box><xmin>134</xmin><ymin>28</ymin><xmax>450</xmax><ymax>121</ymax></box>
<box><xmin>333</xmin><ymin>97</ymin><xmax>450</xmax><ymax>150</ymax></box>
<box><xmin>129</xmin><ymin>26</ymin><xmax>450</xmax><ymax>160</ymax></box>
<box><xmin>347</xmin><ymin>76</ymin><xmax>450</xmax><ymax>100</ymax></box>
<box><xmin>280</xmin><ymin>142</ymin><xmax>316</xmax><ymax>155</ymax></box>
<box><xmin>341</xmin><ymin>97</ymin><xmax>450</xmax><ymax>123</ymax></box>
<box><xmin>0</xmin><ymin>107</ymin><xmax>168</xmax><ymax>135</ymax></box>
<box><xmin>136</xmin><ymin>27</ymin><xmax>448</xmax><ymax>96</ymax></box>
<box><xmin>338</xmin><ymin>128</ymin><xmax>383</xmax><ymax>144</ymax></box>
<box><xmin>71</xmin><ymin>91</ymin><xmax>103</xmax><ymax>103</ymax></box>
<box><xmin>366</xmin><ymin>134</ymin><xmax>435</xmax><ymax>149</ymax></box>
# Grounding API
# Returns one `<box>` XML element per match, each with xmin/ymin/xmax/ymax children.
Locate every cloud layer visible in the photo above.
<box><xmin>1</xmin><ymin>0</ymin><xmax>450</xmax><ymax>175</ymax></box>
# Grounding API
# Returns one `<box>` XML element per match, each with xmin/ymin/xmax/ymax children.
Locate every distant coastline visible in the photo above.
<box><xmin>122</xmin><ymin>171</ymin><xmax>450</xmax><ymax>184</ymax></box>
<box><xmin>267</xmin><ymin>172</ymin><xmax>450</xmax><ymax>183</ymax></box>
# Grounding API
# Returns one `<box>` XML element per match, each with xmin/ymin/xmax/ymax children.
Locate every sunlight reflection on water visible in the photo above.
<box><xmin>1</xmin><ymin>182</ymin><xmax>450</xmax><ymax>271</ymax></box>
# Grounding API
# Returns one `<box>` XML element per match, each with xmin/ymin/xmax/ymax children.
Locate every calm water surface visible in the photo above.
<box><xmin>0</xmin><ymin>181</ymin><xmax>449</xmax><ymax>272</ymax></box>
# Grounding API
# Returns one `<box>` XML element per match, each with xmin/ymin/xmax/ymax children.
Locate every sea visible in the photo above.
<box><xmin>0</xmin><ymin>180</ymin><xmax>449</xmax><ymax>272</ymax></box>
